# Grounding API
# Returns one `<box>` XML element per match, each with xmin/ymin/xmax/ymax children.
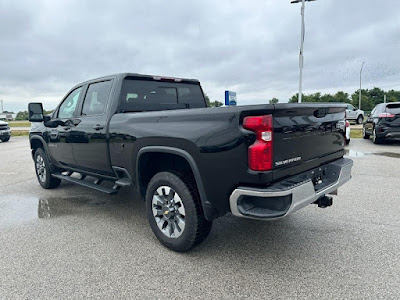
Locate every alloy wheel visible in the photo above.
<box><xmin>36</xmin><ymin>154</ymin><xmax>46</xmax><ymax>182</ymax></box>
<box><xmin>372</xmin><ymin>128</ymin><xmax>376</xmax><ymax>143</ymax></box>
<box><xmin>152</xmin><ymin>186</ymin><xmax>186</xmax><ymax>238</ymax></box>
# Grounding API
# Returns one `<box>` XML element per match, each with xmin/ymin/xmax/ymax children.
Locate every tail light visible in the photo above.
<box><xmin>379</xmin><ymin>113</ymin><xmax>395</xmax><ymax>118</ymax></box>
<box><xmin>243</xmin><ymin>115</ymin><xmax>273</xmax><ymax>171</ymax></box>
<box><xmin>346</xmin><ymin>120</ymin><xmax>350</xmax><ymax>127</ymax></box>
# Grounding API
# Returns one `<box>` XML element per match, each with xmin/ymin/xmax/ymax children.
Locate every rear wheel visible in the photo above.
<box><xmin>145</xmin><ymin>171</ymin><xmax>212</xmax><ymax>252</ymax></box>
<box><xmin>357</xmin><ymin>115</ymin><xmax>363</xmax><ymax>124</ymax></box>
<box><xmin>362</xmin><ymin>126</ymin><xmax>370</xmax><ymax>139</ymax></box>
<box><xmin>372</xmin><ymin>128</ymin><xmax>383</xmax><ymax>144</ymax></box>
<box><xmin>34</xmin><ymin>148</ymin><xmax>61</xmax><ymax>189</ymax></box>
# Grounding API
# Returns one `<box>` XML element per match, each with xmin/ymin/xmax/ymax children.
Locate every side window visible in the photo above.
<box><xmin>81</xmin><ymin>80</ymin><xmax>113</xmax><ymax>116</ymax></box>
<box><xmin>347</xmin><ymin>104</ymin><xmax>354</xmax><ymax>110</ymax></box>
<box><xmin>58</xmin><ymin>87</ymin><xmax>82</xmax><ymax>119</ymax></box>
<box><xmin>376</xmin><ymin>105</ymin><xmax>384</xmax><ymax>115</ymax></box>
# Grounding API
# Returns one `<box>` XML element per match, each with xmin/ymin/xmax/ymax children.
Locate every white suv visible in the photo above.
<box><xmin>346</xmin><ymin>104</ymin><xmax>364</xmax><ymax>124</ymax></box>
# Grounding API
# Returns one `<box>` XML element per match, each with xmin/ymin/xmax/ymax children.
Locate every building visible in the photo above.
<box><xmin>0</xmin><ymin>113</ymin><xmax>16</xmax><ymax>121</ymax></box>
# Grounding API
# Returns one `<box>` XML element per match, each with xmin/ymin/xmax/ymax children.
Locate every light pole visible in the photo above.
<box><xmin>291</xmin><ymin>0</ymin><xmax>316</xmax><ymax>103</ymax></box>
<box><xmin>359</xmin><ymin>61</ymin><xmax>365</xmax><ymax>110</ymax></box>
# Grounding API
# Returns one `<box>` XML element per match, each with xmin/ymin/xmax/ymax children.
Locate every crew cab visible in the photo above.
<box><xmin>28</xmin><ymin>73</ymin><xmax>353</xmax><ymax>252</ymax></box>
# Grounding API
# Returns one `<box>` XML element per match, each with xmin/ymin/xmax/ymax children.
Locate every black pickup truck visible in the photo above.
<box><xmin>28</xmin><ymin>73</ymin><xmax>353</xmax><ymax>252</ymax></box>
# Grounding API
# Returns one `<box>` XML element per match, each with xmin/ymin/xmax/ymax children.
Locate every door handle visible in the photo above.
<box><xmin>93</xmin><ymin>124</ymin><xmax>104</xmax><ymax>131</ymax></box>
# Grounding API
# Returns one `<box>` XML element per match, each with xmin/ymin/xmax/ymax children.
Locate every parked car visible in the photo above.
<box><xmin>346</xmin><ymin>104</ymin><xmax>364</xmax><ymax>124</ymax></box>
<box><xmin>28</xmin><ymin>73</ymin><xmax>353</xmax><ymax>252</ymax></box>
<box><xmin>0</xmin><ymin>120</ymin><xmax>11</xmax><ymax>142</ymax></box>
<box><xmin>363</xmin><ymin>102</ymin><xmax>400</xmax><ymax>144</ymax></box>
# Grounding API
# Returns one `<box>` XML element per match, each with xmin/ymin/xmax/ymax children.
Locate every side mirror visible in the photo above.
<box><xmin>353</xmin><ymin>108</ymin><xmax>357</xmax><ymax>111</ymax></box>
<box><xmin>28</xmin><ymin>103</ymin><xmax>44</xmax><ymax>122</ymax></box>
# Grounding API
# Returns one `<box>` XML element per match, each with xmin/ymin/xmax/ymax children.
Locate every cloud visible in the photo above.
<box><xmin>1</xmin><ymin>0</ymin><xmax>399</xmax><ymax>112</ymax></box>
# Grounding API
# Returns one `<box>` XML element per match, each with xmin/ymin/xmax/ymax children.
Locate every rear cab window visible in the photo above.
<box><xmin>118</xmin><ymin>78</ymin><xmax>206</xmax><ymax>112</ymax></box>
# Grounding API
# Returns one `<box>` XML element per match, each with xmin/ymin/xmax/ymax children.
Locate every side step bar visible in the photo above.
<box><xmin>52</xmin><ymin>173</ymin><xmax>119</xmax><ymax>195</ymax></box>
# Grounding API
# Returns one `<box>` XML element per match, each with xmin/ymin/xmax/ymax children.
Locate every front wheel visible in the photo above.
<box><xmin>1</xmin><ymin>137</ymin><xmax>10</xmax><ymax>142</ymax></box>
<box><xmin>34</xmin><ymin>148</ymin><xmax>61</xmax><ymax>189</ymax></box>
<box><xmin>145</xmin><ymin>171</ymin><xmax>212</xmax><ymax>252</ymax></box>
<box><xmin>357</xmin><ymin>115</ymin><xmax>364</xmax><ymax>124</ymax></box>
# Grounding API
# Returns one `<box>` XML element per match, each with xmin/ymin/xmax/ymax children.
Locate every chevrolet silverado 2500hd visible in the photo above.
<box><xmin>28</xmin><ymin>73</ymin><xmax>353</xmax><ymax>252</ymax></box>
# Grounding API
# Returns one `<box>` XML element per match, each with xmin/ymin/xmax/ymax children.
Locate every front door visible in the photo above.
<box><xmin>346</xmin><ymin>104</ymin><xmax>356</xmax><ymax>120</ymax></box>
<box><xmin>47</xmin><ymin>86</ymin><xmax>83</xmax><ymax>168</ymax></box>
<box><xmin>71</xmin><ymin>80</ymin><xmax>113</xmax><ymax>175</ymax></box>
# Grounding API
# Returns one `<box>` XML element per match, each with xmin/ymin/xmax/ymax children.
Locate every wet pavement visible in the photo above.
<box><xmin>1</xmin><ymin>137</ymin><xmax>400</xmax><ymax>299</ymax></box>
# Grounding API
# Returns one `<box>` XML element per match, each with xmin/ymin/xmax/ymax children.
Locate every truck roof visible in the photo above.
<box><xmin>79</xmin><ymin>73</ymin><xmax>200</xmax><ymax>85</ymax></box>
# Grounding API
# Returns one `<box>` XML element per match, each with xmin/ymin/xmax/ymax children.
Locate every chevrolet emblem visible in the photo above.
<box><xmin>164</xmin><ymin>210</ymin><xmax>169</xmax><ymax>215</ymax></box>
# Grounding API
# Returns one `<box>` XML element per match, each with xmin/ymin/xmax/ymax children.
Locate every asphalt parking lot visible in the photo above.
<box><xmin>1</xmin><ymin>137</ymin><xmax>399</xmax><ymax>299</ymax></box>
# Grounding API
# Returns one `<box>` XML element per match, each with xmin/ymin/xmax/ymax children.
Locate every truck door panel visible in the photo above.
<box><xmin>71</xmin><ymin>80</ymin><xmax>113</xmax><ymax>175</ymax></box>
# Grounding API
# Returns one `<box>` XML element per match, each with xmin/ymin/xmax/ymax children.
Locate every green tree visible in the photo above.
<box><xmin>351</xmin><ymin>91</ymin><xmax>373</xmax><ymax>111</ymax></box>
<box><xmin>269</xmin><ymin>98</ymin><xmax>279</xmax><ymax>104</ymax></box>
<box><xmin>306</xmin><ymin>92</ymin><xmax>321</xmax><ymax>102</ymax></box>
<box><xmin>386</xmin><ymin>89</ymin><xmax>400</xmax><ymax>103</ymax></box>
<box><xmin>16</xmin><ymin>110</ymin><xmax>29</xmax><ymax>120</ymax></box>
<box><xmin>204</xmin><ymin>93</ymin><xmax>223</xmax><ymax>107</ymax></box>
<box><xmin>288</xmin><ymin>93</ymin><xmax>302</xmax><ymax>103</ymax></box>
<box><xmin>333</xmin><ymin>91</ymin><xmax>350</xmax><ymax>103</ymax></box>
<box><xmin>320</xmin><ymin>94</ymin><xmax>335</xmax><ymax>102</ymax></box>
<box><xmin>205</xmin><ymin>94</ymin><xmax>211</xmax><ymax>107</ymax></box>
<box><xmin>211</xmin><ymin>101</ymin><xmax>223</xmax><ymax>107</ymax></box>
<box><xmin>368</xmin><ymin>87</ymin><xmax>385</xmax><ymax>106</ymax></box>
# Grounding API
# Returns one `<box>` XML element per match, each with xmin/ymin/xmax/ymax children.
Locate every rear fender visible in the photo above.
<box><xmin>136</xmin><ymin>146</ymin><xmax>217</xmax><ymax>221</ymax></box>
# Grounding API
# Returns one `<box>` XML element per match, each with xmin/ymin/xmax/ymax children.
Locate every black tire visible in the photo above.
<box><xmin>145</xmin><ymin>171</ymin><xmax>212</xmax><ymax>252</ymax></box>
<box><xmin>1</xmin><ymin>137</ymin><xmax>10</xmax><ymax>142</ymax></box>
<box><xmin>34</xmin><ymin>148</ymin><xmax>61</xmax><ymax>189</ymax></box>
<box><xmin>346</xmin><ymin>139</ymin><xmax>350</xmax><ymax>145</ymax></box>
<box><xmin>356</xmin><ymin>115</ymin><xmax>363</xmax><ymax>124</ymax></box>
<box><xmin>372</xmin><ymin>127</ymin><xmax>383</xmax><ymax>144</ymax></box>
<box><xmin>362</xmin><ymin>126</ymin><xmax>370</xmax><ymax>139</ymax></box>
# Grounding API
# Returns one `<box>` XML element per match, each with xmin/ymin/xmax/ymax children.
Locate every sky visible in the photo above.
<box><xmin>1</xmin><ymin>0</ymin><xmax>400</xmax><ymax>113</ymax></box>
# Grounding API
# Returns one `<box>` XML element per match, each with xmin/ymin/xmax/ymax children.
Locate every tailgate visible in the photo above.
<box><xmin>272</xmin><ymin>103</ymin><xmax>346</xmax><ymax>180</ymax></box>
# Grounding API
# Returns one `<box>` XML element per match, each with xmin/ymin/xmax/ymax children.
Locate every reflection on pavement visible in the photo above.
<box><xmin>345</xmin><ymin>149</ymin><xmax>400</xmax><ymax>159</ymax></box>
<box><xmin>37</xmin><ymin>196</ymin><xmax>110</xmax><ymax>219</ymax></box>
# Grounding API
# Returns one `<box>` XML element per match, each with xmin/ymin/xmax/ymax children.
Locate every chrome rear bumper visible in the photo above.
<box><xmin>229</xmin><ymin>158</ymin><xmax>353</xmax><ymax>220</ymax></box>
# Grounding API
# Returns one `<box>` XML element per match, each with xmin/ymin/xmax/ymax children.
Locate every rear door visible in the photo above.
<box><xmin>272</xmin><ymin>104</ymin><xmax>346</xmax><ymax>180</ymax></box>
<box><xmin>70</xmin><ymin>80</ymin><xmax>114</xmax><ymax>175</ymax></box>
